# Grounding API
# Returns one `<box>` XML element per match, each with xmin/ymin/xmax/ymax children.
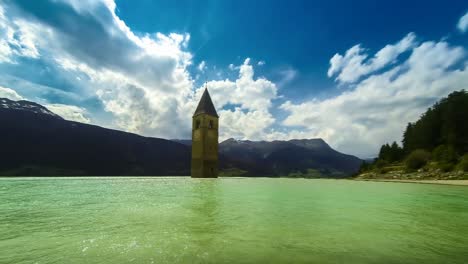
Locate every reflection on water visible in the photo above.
<box><xmin>0</xmin><ymin>177</ymin><xmax>467</xmax><ymax>263</ymax></box>
<box><xmin>185</xmin><ymin>179</ymin><xmax>223</xmax><ymax>256</ymax></box>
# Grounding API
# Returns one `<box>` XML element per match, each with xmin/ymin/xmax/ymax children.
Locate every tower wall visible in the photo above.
<box><xmin>191</xmin><ymin>114</ymin><xmax>218</xmax><ymax>178</ymax></box>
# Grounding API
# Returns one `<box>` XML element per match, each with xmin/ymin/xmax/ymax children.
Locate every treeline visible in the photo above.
<box><xmin>362</xmin><ymin>90</ymin><xmax>468</xmax><ymax>173</ymax></box>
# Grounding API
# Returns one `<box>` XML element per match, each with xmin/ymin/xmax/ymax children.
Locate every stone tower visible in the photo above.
<box><xmin>191</xmin><ymin>88</ymin><xmax>219</xmax><ymax>178</ymax></box>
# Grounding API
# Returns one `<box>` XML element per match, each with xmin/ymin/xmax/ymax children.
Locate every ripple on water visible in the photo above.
<box><xmin>0</xmin><ymin>177</ymin><xmax>467</xmax><ymax>263</ymax></box>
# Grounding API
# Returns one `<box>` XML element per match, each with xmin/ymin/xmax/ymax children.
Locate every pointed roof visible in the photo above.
<box><xmin>193</xmin><ymin>88</ymin><xmax>218</xmax><ymax>118</ymax></box>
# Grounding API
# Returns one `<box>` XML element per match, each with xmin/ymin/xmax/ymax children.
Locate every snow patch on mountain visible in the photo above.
<box><xmin>0</xmin><ymin>98</ymin><xmax>63</xmax><ymax>119</ymax></box>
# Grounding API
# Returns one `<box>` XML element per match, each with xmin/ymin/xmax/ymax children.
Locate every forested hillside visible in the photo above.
<box><xmin>359</xmin><ymin>90</ymin><xmax>468</xmax><ymax>178</ymax></box>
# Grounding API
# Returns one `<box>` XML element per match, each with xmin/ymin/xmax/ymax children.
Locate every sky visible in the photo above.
<box><xmin>0</xmin><ymin>0</ymin><xmax>467</xmax><ymax>158</ymax></box>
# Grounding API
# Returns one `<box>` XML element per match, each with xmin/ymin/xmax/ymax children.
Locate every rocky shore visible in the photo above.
<box><xmin>356</xmin><ymin>169</ymin><xmax>468</xmax><ymax>181</ymax></box>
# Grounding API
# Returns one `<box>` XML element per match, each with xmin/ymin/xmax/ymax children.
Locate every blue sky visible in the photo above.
<box><xmin>0</xmin><ymin>0</ymin><xmax>467</xmax><ymax>158</ymax></box>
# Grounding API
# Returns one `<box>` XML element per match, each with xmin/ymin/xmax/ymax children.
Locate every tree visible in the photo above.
<box><xmin>377</xmin><ymin>141</ymin><xmax>404</xmax><ymax>162</ymax></box>
<box><xmin>402</xmin><ymin>123</ymin><xmax>414</xmax><ymax>153</ymax></box>
<box><xmin>377</xmin><ymin>144</ymin><xmax>390</xmax><ymax>161</ymax></box>
<box><xmin>401</xmin><ymin>90</ymin><xmax>468</xmax><ymax>155</ymax></box>
<box><xmin>389</xmin><ymin>141</ymin><xmax>404</xmax><ymax>162</ymax></box>
<box><xmin>405</xmin><ymin>149</ymin><xmax>431</xmax><ymax>171</ymax></box>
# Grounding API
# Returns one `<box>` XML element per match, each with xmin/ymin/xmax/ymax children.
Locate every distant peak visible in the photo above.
<box><xmin>222</xmin><ymin>138</ymin><xmax>246</xmax><ymax>144</ymax></box>
<box><xmin>219</xmin><ymin>138</ymin><xmax>332</xmax><ymax>149</ymax></box>
<box><xmin>288</xmin><ymin>138</ymin><xmax>326</xmax><ymax>143</ymax></box>
<box><xmin>288</xmin><ymin>138</ymin><xmax>330</xmax><ymax>149</ymax></box>
<box><xmin>0</xmin><ymin>97</ymin><xmax>62</xmax><ymax>119</ymax></box>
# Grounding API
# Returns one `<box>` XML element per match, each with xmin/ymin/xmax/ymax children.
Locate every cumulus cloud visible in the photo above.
<box><xmin>200</xmin><ymin>58</ymin><xmax>277</xmax><ymax>140</ymax></box>
<box><xmin>328</xmin><ymin>33</ymin><xmax>416</xmax><ymax>84</ymax></box>
<box><xmin>0</xmin><ymin>86</ymin><xmax>24</xmax><ymax>100</ymax></box>
<box><xmin>0</xmin><ymin>1</ymin><xmax>281</xmax><ymax>141</ymax></box>
<box><xmin>45</xmin><ymin>103</ymin><xmax>91</xmax><ymax>123</ymax></box>
<box><xmin>0</xmin><ymin>0</ymin><xmax>194</xmax><ymax>138</ymax></box>
<box><xmin>458</xmin><ymin>11</ymin><xmax>468</xmax><ymax>33</ymax></box>
<box><xmin>281</xmin><ymin>37</ymin><xmax>467</xmax><ymax>158</ymax></box>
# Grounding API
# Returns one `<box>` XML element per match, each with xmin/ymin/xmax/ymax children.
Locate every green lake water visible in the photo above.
<box><xmin>0</xmin><ymin>177</ymin><xmax>467</xmax><ymax>263</ymax></box>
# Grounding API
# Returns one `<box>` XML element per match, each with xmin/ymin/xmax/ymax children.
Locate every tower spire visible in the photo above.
<box><xmin>193</xmin><ymin>86</ymin><xmax>218</xmax><ymax>118</ymax></box>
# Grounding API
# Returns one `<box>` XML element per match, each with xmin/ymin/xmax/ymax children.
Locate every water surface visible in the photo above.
<box><xmin>1</xmin><ymin>177</ymin><xmax>467</xmax><ymax>263</ymax></box>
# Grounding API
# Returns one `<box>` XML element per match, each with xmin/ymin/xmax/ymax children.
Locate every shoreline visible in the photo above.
<box><xmin>2</xmin><ymin>176</ymin><xmax>468</xmax><ymax>186</ymax></box>
<box><xmin>356</xmin><ymin>179</ymin><xmax>468</xmax><ymax>186</ymax></box>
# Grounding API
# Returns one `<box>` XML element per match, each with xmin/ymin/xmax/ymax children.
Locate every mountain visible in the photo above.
<box><xmin>0</xmin><ymin>98</ymin><xmax>362</xmax><ymax>177</ymax></box>
<box><xmin>218</xmin><ymin>138</ymin><xmax>362</xmax><ymax>177</ymax></box>
<box><xmin>171</xmin><ymin>139</ymin><xmax>192</xmax><ymax>146</ymax></box>
<box><xmin>0</xmin><ymin>98</ymin><xmax>63</xmax><ymax>118</ymax></box>
<box><xmin>170</xmin><ymin>138</ymin><xmax>363</xmax><ymax>177</ymax></box>
<box><xmin>0</xmin><ymin>98</ymin><xmax>191</xmax><ymax>176</ymax></box>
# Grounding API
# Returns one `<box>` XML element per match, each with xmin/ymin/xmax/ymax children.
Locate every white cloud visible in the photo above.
<box><xmin>328</xmin><ymin>33</ymin><xmax>416</xmax><ymax>84</ymax></box>
<box><xmin>0</xmin><ymin>0</ymin><xmax>194</xmax><ymax>138</ymax></box>
<box><xmin>197</xmin><ymin>61</ymin><xmax>206</xmax><ymax>72</ymax></box>
<box><xmin>458</xmin><ymin>11</ymin><xmax>468</xmax><ymax>33</ymax></box>
<box><xmin>0</xmin><ymin>1</ymin><xmax>280</xmax><ymax>141</ymax></box>
<box><xmin>200</xmin><ymin>58</ymin><xmax>278</xmax><ymax>140</ymax></box>
<box><xmin>204</xmin><ymin>58</ymin><xmax>277</xmax><ymax>111</ymax></box>
<box><xmin>45</xmin><ymin>104</ymin><xmax>91</xmax><ymax>123</ymax></box>
<box><xmin>258</xmin><ymin>60</ymin><xmax>265</xmax><ymax>66</ymax></box>
<box><xmin>281</xmin><ymin>38</ymin><xmax>467</xmax><ymax>158</ymax></box>
<box><xmin>218</xmin><ymin>108</ymin><xmax>275</xmax><ymax>140</ymax></box>
<box><xmin>1</xmin><ymin>0</ymin><xmax>466</xmax><ymax>160</ymax></box>
<box><xmin>0</xmin><ymin>5</ymin><xmax>41</xmax><ymax>63</ymax></box>
<box><xmin>0</xmin><ymin>86</ymin><xmax>24</xmax><ymax>100</ymax></box>
<box><xmin>277</xmin><ymin>68</ymin><xmax>297</xmax><ymax>87</ymax></box>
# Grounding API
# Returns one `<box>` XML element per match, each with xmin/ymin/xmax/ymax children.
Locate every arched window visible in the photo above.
<box><xmin>209</xmin><ymin>120</ymin><xmax>213</xmax><ymax>129</ymax></box>
<box><xmin>196</xmin><ymin>120</ymin><xmax>201</xmax><ymax>129</ymax></box>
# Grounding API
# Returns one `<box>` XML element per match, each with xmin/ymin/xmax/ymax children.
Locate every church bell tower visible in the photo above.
<box><xmin>191</xmin><ymin>88</ymin><xmax>219</xmax><ymax>178</ymax></box>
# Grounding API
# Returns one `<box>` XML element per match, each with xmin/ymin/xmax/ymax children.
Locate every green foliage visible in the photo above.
<box><xmin>402</xmin><ymin>90</ymin><xmax>468</xmax><ymax>155</ymax></box>
<box><xmin>358</xmin><ymin>161</ymin><xmax>372</xmax><ymax>173</ymax></box>
<box><xmin>377</xmin><ymin>141</ymin><xmax>404</xmax><ymax>162</ymax></box>
<box><xmin>373</xmin><ymin>159</ymin><xmax>391</xmax><ymax>174</ymax></box>
<box><xmin>436</xmin><ymin>162</ymin><xmax>455</xmax><ymax>172</ymax></box>
<box><xmin>374</xmin><ymin>159</ymin><xmax>388</xmax><ymax>169</ymax></box>
<box><xmin>377</xmin><ymin>167</ymin><xmax>391</xmax><ymax>174</ymax></box>
<box><xmin>457</xmin><ymin>154</ymin><xmax>468</xmax><ymax>172</ymax></box>
<box><xmin>369</xmin><ymin>90</ymin><xmax>468</xmax><ymax>174</ymax></box>
<box><xmin>405</xmin><ymin>149</ymin><xmax>431</xmax><ymax>171</ymax></box>
<box><xmin>432</xmin><ymin>145</ymin><xmax>457</xmax><ymax>163</ymax></box>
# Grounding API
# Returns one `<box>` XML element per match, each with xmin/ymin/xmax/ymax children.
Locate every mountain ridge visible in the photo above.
<box><xmin>0</xmin><ymin>98</ymin><xmax>362</xmax><ymax>177</ymax></box>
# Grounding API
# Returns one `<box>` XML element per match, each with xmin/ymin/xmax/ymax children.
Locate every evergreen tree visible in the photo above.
<box><xmin>377</xmin><ymin>141</ymin><xmax>404</xmax><ymax>162</ymax></box>
<box><xmin>373</xmin><ymin>90</ymin><xmax>467</xmax><ymax>169</ymax></box>
<box><xmin>401</xmin><ymin>90</ymin><xmax>468</xmax><ymax>155</ymax></box>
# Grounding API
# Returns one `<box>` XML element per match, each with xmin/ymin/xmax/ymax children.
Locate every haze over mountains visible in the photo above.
<box><xmin>0</xmin><ymin>98</ymin><xmax>362</xmax><ymax>177</ymax></box>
